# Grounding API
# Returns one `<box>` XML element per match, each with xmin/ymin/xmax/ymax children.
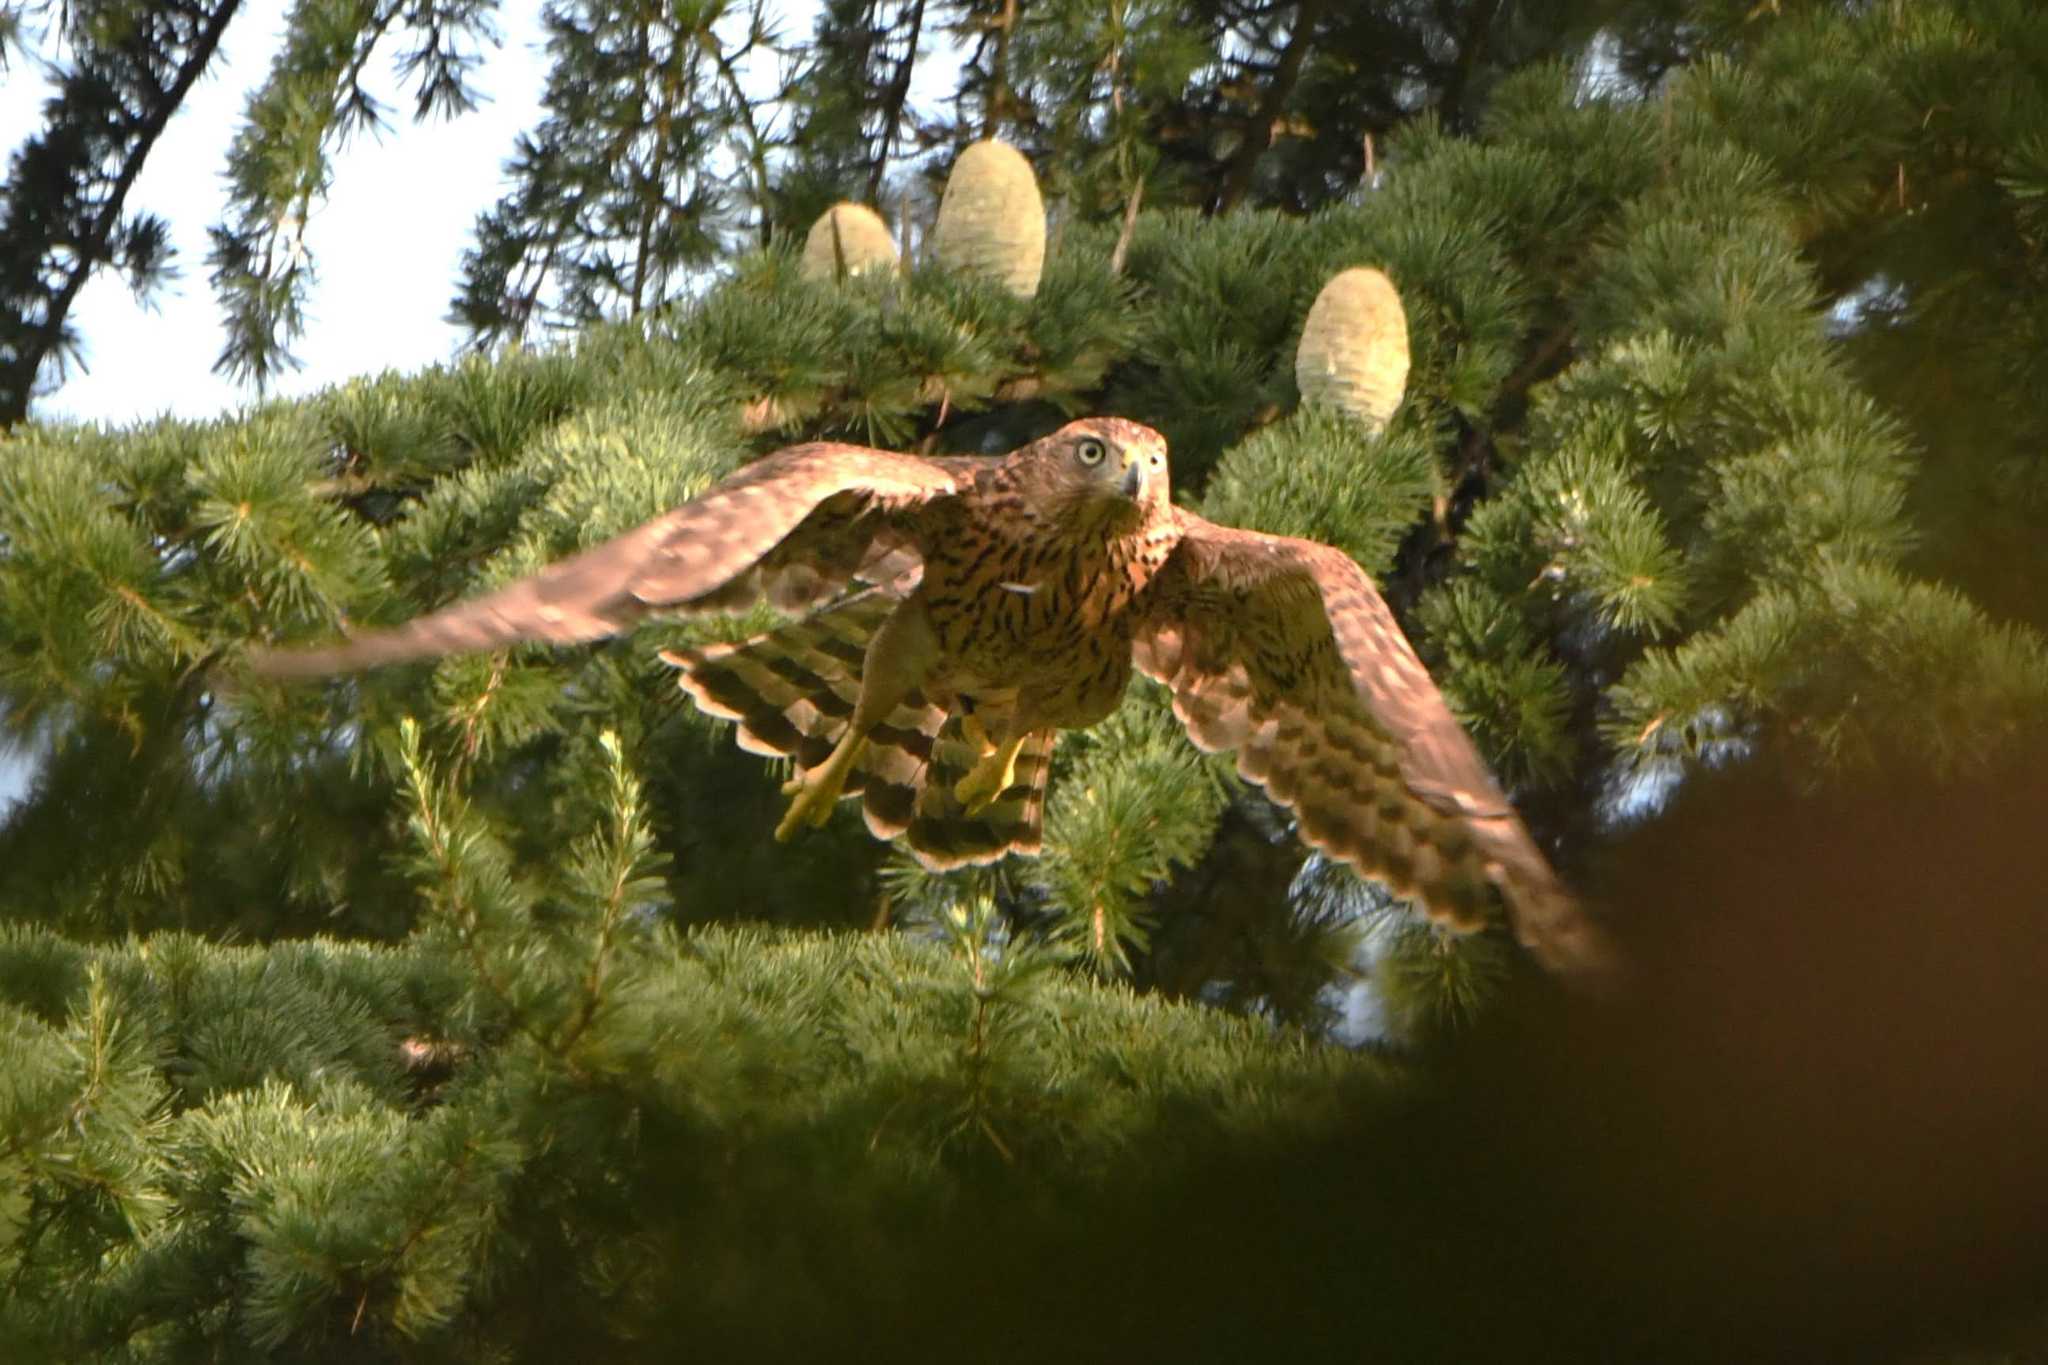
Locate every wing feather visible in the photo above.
<box><xmin>251</xmin><ymin>443</ymin><xmax>971</xmax><ymax>676</ymax></box>
<box><xmin>1135</xmin><ymin>514</ymin><xmax>1610</xmax><ymax>978</ymax></box>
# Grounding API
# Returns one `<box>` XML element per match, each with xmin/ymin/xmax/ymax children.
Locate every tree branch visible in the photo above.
<box><xmin>703</xmin><ymin>3</ymin><xmax>780</xmax><ymax>247</ymax></box>
<box><xmin>1436</xmin><ymin>0</ymin><xmax>1504</xmax><ymax>133</ymax></box>
<box><xmin>983</xmin><ymin>0</ymin><xmax>1018</xmax><ymax>139</ymax></box>
<box><xmin>2</xmin><ymin>0</ymin><xmax>243</xmax><ymax>425</ymax></box>
<box><xmin>1209</xmin><ymin>0</ymin><xmax>1323</xmax><ymax>214</ymax></box>
<box><xmin>867</xmin><ymin>0</ymin><xmax>928</xmax><ymax>203</ymax></box>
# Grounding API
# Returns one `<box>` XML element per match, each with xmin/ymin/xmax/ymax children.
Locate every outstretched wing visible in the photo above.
<box><xmin>1133</xmin><ymin>513</ymin><xmax>1610</xmax><ymax>978</ymax></box>
<box><xmin>251</xmin><ymin>443</ymin><xmax>971</xmax><ymax>676</ymax></box>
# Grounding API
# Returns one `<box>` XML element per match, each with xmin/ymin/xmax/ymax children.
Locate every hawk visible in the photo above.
<box><xmin>253</xmin><ymin>417</ymin><xmax>1607</xmax><ymax>976</ymax></box>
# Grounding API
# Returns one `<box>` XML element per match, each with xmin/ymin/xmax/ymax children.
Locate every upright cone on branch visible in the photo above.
<box><xmin>930</xmin><ymin>139</ymin><xmax>1046</xmax><ymax>297</ymax></box>
<box><xmin>800</xmin><ymin>202</ymin><xmax>899</xmax><ymax>282</ymax></box>
<box><xmin>1295</xmin><ymin>267</ymin><xmax>1411</xmax><ymax>432</ymax></box>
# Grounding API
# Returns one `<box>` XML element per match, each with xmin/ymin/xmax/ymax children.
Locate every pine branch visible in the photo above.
<box><xmin>1210</xmin><ymin>0</ymin><xmax>1324</xmax><ymax>213</ymax></box>
<box><xmin>0</xmin><ymin>0</ymin><xmax>243</xmax><ymax>425</ymax></box>
<box><xmin>868</xmin><ymin>0</ymin><xmax>929</xmax><ymax>202</ymax></box>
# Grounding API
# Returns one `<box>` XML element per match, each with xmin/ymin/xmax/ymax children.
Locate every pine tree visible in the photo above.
<box><xmin>0</xmin><ymin>0</ymin><xmax>500</xmax><ymax>409</ymax></box>
<box><xmin>4</xmin><ymin>1</ymin><xmax>2048</xmax><ymax>1358</ymax></box>
<box><xmin>0</xmin><ymin>0</ymin><xmax>239</xmax><ymax>422</ymax></box>
<box><xmin>209</xmin><ymin>0</ymin><xmax>500</xmax><ymax>382</ymax></box>
<box><xmin>450</xmin><ymin>0</ymin><xmax>787</xmax><ymax>347</ymax></box>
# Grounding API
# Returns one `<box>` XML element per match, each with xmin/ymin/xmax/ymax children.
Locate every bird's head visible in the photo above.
<box><xmin>1028</xmin><ymin>417</ymin><xmax>1170</xmax><ymax>525</ymax></box>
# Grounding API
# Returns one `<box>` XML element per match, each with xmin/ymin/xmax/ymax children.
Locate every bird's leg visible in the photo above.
<box><xmin>776</xmin><ymin>730</ymin><xmax>868</xmax><ymax>839</ymax></box>
<box><xmin>776</xmin><ymin>598</ymin><xmax>936</xmax><ymax>842</ymax></box>
<box><xmin>954</xmin><ymin>714</ymin><xmax>1032</xmax><ymax>814</ymax></box>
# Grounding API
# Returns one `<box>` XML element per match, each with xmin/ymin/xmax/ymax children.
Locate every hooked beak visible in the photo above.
<box><xmin>1118</xmin><ymin>455</ymin><xmax>1146</xmax><ymax>499</ymax></box>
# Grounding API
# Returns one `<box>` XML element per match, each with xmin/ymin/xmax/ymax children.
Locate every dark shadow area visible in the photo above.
<box><xmin>1406</xmin><ymin>739</ymin><xmax>2048</xmax><ymax>1360</ymax></box>
<box><xmin>641</xmin><ymin>742</ymin><xmax>2048</xmax><ymax>1363</ymax></box>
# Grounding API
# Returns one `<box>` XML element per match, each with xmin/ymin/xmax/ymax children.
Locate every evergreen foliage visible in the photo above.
<box><xmin>0</xmin><ymin>0</ymin><xmax>498</xmax><ymax>410</ymax></box>
<box><xmin>1</xmin><ymin>0</ymin><xmax>1635</xmax><ymax>408</ymax></box>
<box><xmin>0</xmin><ymin>735</ymin><xmax>1380</xmax><ymax>1359</ymax></box>
<box><xmin>5</xmin><ymin>0</ymin><xmax>2048</xmax><ymax>1357</ymax></box>
<box><xmin>4</xmin><ymin>0</ymin><xmax>2045</xmax><ymax>1014</ymax></box>
<box><xmin>210</xmin><ymin>0</ymin><xmax>499</xmax><ymax>381</ymax></box>
<box><xmin>451</xmin><ymin>0</ymin><xmax>786</xmax><ymax>347</ymax></box>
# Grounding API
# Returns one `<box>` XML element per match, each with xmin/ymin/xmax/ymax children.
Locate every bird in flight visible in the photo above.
<box><xmin>254</xmin><ymin>417</ymin><xmax>1608</xmax><ymax>976</ymax></box>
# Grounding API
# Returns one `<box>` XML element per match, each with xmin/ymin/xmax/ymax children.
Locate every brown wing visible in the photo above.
<box><xmin>1133</xmin><ymin>513</ymin><xmax>1611</xmax><ymax>978</ymax></box>
<box><xmin>250</xmin><ymin>443</ymin><xmax>972</xmax><ymax>677</ymax></box>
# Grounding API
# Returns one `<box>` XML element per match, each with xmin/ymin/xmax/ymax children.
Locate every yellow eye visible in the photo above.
<box><xmin>1076</xmin><ymin>437</ymin><xmax>1107</xmax><ymax>466</ymax></box>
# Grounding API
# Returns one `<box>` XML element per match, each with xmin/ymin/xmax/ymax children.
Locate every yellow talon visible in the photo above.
<box><xmin>775</xmin><ymin>736</ymin><xmax>866</xmax><ymax>840</ymax></box>
<box><xmin>954</xmin><ymin>734</ymin><xmax>1027</xmax><ymax>813</ymax></box>
<box><xmin>774</xmin><ymin>773</ymin><xmax>842</xmax><ymax>841</ymax></box>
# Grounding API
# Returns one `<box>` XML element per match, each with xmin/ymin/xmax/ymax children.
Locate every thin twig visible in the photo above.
<box><xmin>1109</xmin><ymin>174</ymin><xmax>1145</xmax><ymax>275</ymax></box>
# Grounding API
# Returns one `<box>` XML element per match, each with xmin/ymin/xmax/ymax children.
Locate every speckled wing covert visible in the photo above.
<box><xmin>1133</xmin><ymin>514</ymin><xmax>1610</xmax><ymax>978</ymax></box>
<box><xmin>247</xmin><ymin>444</ymin><xmax>963</xmax><ymax>677</ymax></box>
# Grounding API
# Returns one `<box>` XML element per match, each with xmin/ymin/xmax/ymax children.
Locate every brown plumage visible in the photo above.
<box><xmin>250</xmin><ymin>417</ymin><xmax>1608</xmax><ymax>977</ymax></box>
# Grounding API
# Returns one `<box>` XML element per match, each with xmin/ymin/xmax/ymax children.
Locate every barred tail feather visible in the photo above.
<box><xmin>901</xmin><ymin>719</ymin><xmax>1055</xmax><ymax>870</ymax></box>
<box><xmin>661</xmin><ymin>591</ymin><xmax>893</xmax><ymax>768</ymax></box>
<box><xmin>660</xmin><ymin>594</ymin><xmax>1051</xmax><ymax>868</ymax></box>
